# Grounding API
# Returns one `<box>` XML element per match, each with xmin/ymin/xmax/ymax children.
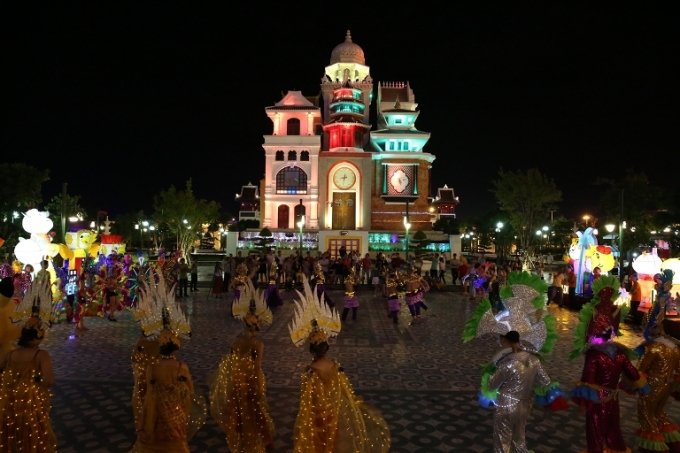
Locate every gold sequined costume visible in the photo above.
<box><xmin>636</xmin><ymin>269</ymin><xmax>680</xmax><ymax>453</ymax></box>
<box><xmin>293</xmin><ymin>361</ymin><xmax>390</xmax><ymax>453</ymax></box>
<box><xmin>131</xmin><ymin>337</ymin><xmax>161</xmax><ymax>427</ymax></box>
<box><xmin>210</xmin><ymin>281</ymin><xmax>275</xmax><ymax>452</ymax></box>
<box><xmin>0</xmin><ymin>280</ymin><xmax>57</xmax><ymax>452</ymax></box>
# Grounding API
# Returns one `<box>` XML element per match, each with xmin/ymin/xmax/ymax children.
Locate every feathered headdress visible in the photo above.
<box><xmin>288</xmin><ymin>275</ymin><xmax>341</xmax><ymax>347</ymax></box>
<box><xmin>232</xmin><ymin>279</ymin><xmax>273</xmax><ymax>326</ymax></box>
<box><xmin>569</xmin><ymin>275</ymin><xmax>629</xmax><ymax>360</ymax></box>
<box><xmin>463</xmin><ymin>272</ymin><xmax>557</xmax><ymax>354</ymax></box>
<box><xmin>12</xmin><ymin>279</ymin><xmax>53</xmax><ymax>336</ymax></box>
<box><xmin>134</xmin><ymin>275</ymin><xmax>191</xmax><ymax>343</ymax></box>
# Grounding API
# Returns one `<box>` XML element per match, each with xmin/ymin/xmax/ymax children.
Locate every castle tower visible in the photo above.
<box><xmin>262</xmin><ymin>91</ymin><xmax>322</xmax><ymax>229</ymax></box>
<box><xmin>320</xmin><ymin>30</ymin><xmax>373</xmax><ymax>150</ymax></box>
<box><xmin>369</xmin><ymin>82</ymin><xmax>435</xmax><ymax>230</ymax></box>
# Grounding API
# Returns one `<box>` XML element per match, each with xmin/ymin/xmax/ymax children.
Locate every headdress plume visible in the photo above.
<box><xmin>288</xmin><ymin>275</ymin><xmax>340</xmax><ymax>346</ymax></box>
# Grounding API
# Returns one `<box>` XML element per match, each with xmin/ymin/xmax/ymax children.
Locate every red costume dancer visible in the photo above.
<box><xmin>570</xmin><ymin>276</ymin><xmax>649</xmax><ymax>453</ymax></box>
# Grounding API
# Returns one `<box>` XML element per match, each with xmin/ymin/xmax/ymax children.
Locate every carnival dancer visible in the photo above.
<box><xmin>405</xmin><ymin>267</ymin><xmax>421</xmax><ymax>321</ymax></box>
<box><xmin>0</xmin><ymin>279</ymin><xmax>57</xmax><ymax>452</ymax></box>
<box><xmin>416</xmin><ymin>267</ymin><xmax>431</xmax><ymax>316</ymax></box>
<box><xmin>288</xmin><ymin>277</ymin><xmax>390</xmax><ymax>453</ymax></box>
<box><xmin>130</xmin><ymin>283</ymin><xmax>163</xmax><ymax>429</ymax></box>
<box><xmin>634</xmin><ymin>269</ymin><xmax>680</xmax><ymax>453</ymax></box>
<box><xmin>210</xmin><ymin>279</ymin><xmax>275</xmax><ymax>452</ymax></box>
<box><xmin>0</xmin><ymin>278</ymin><xmax>22</xmax><ymax>359</ymax></box>
<box><xmin>341</xmin><ymin>266</ymin><xmax>359</xmax><ymax>321</ymax></box>
<box><xmin>229</xmin><ymin>263</ymin><xmax>250</xmax><ymax>313</ymax></box>
<box><xmin>463</xmin><ymin>272</ymin><xmax>567</xmax><ymax>453</ymax></box>
<box><xmin>131</xmin><ymin>278</ymin><xmax>206</xmax><ymax>453</ymax></box>
<box><xmin>569</xmin><ymin>275</ymin><xmax>648</xmax><ymax>453</ymax></box>
<box><xmin>488</xmin><ymin>331</ymin><xmax>565</xmax><ymax>453</ymax></box>
<box><xmin>385</xmin><ymin>269</ymin><xmax>401</xmax><ymax>324</ymax></box>
<box><xmin>264</xmin><ymin>262</ymin><xmax>283</xmax><ymax>308</ymax></box>
<box><xmin>311</xmin><ymin>262</ymin><xmax>333</xmax><ymax>307</ymax></box>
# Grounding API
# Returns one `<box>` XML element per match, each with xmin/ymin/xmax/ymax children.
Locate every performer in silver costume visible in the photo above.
<box><xmin>488</xmin><ymin>331</ymin><xmax>552</xmax><ymax>453</ymax></box>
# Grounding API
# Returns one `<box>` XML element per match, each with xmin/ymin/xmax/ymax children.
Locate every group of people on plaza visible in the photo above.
<box><xmin>2</xmin><ymin>241</ymin><xmax>679</xmax><ymax>453</ymax></box>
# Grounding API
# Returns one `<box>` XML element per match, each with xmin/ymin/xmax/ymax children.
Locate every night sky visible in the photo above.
<box><xmin>5</xmin><ymin>3</ymin><xmax>678</xmax><ymax>222</ymax></box>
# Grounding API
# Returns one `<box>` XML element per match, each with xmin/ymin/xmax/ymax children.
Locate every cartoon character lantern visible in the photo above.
<box><xmin>14</xmin><ymin>210</ymin><xmax>59</xmax><ymax>271</ymax></box>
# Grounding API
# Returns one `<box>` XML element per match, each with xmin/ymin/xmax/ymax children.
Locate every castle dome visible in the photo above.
<box><xmin>330</xmin><ymin>30</ymin><xmax>365</xmax><ymax>65</ymax></box>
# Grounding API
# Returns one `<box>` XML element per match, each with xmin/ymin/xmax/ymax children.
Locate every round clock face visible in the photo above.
<box><xmin>333</xmin><ymin>168</ymin><xmax>356</xmax><ymax>190</ymax></box>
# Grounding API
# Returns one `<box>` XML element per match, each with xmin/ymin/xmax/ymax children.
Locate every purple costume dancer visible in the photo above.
<box><xmin>312</xmin><ymin>263</ymin><xmax>334</xmax><ymax>308</ymax></box>
<box><xmin>265</xmin><ymin>262</ymin><xmax>283</xmax><ymax>307</ymax></box>
<box><xmin>386</xmin><ymin>270</ymin><xmax>401</xmax><ymax>324</ymax></box>
<box><xmin>341</xmin><ymin>268</ymin><xmax>359</xmax><ymax>321</ymax></box>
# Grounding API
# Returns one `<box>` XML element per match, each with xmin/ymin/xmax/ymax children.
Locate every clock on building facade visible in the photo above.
<box><xmin>332</xmin><ymin>167</ymin><xmax>356</xmax><ymax>190</ymax></box>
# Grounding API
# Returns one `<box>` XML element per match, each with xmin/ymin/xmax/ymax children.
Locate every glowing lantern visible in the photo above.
<box><xmin>14</xmin><ymin>238</ymin><xmax>44</xmax><ymax>268</ymax></box>
<box><xmin>661</xmin><ymin>258</ymin><xmax>680</xmax><ymax>284</ymax></box>
<box><xmin>632</xmin><ymin>251</ymin><xmax>662</xmax><ymax>276</ymax></box>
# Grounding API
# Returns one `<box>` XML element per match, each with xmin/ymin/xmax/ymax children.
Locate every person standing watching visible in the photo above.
<box><xmin>189</xmin><ymin>260</ymin><xmax>198</xmax><ymax>292</ymax></box>
<box><xmin>450</xmin><ymin>253</ymin><xmax>461</xmax><ymax>286</ymax></box>
<box><xmin>178</xmin><ymin>258</ymin><xmax>190</xmax><ymax>297</ymax></box>
<box><xmin>361</xmin><ymin>253</ymin><xmax>372</xmax><ymax>285</ymax></box>
<box><xmin>629</xmin><ymin>273</ymin><xmax>642</xmax><ymax>329</ymax></box>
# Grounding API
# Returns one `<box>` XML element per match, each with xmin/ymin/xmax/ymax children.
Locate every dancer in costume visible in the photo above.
<box><xmin>229</xmin><ymin>263</ymin><xmax>250</xmax><ymax>313</ymax></box>
<box><xmin>0</xmin><ymin>279</ymin><xmax>57</xmax><ymax>452</ymax></box>
<box><xmin>130</xmin><ymin>286</ymin><xmax>162</xmax><ymax>429</ymax></box>
<box><xmin>463</xmin><ymin>272</ymin><xmax>567</xmax><ymax>453</ymax></box>
<box><xmin>635</xmin><ymin>269</ymin><xmax>680</xmax><ymax>453</ymax></box>
<box><xmin>569</xmin><ymin>275</ymin><xmax>648</xmax><ymax>453</ymax></box>
<box><xmin>131</xmin><ymin>278</ymin><xmax>206</xmax><ymax>453</ymax></box>
<box><xmin>385</xmin><ymin>269</ymin><xmax>401</xmax><ymax>324</ymax></box>
<box><xmin>311</xmin><ymin>262</ymin><xmax>333</xmax><ymax>307</ymax></box>
<box><xmin>405</xmin><ymin>267</ymin><xmax>421</xmax><ymax>321</ymax></box>
<box><xmin>264</xmin><ymin>262</ymin><xmax>283</xmax><ymax>308</ymax></box>
<box><xmin>0</xmin><ymin>278</ymin><xmax>22</xmax><ymax>359</ymax></box>
<box><xmin>288</xmin><ymin>277</ymin><xmax>390</xmax><ymax>453</ymax></box>
<box><xmin>210</xmin><ymin>279</ymin><xmax>275</xmax><ymax>452</ymax></box>
<box><xmin>341</xmin><ymin>266</ymin><xmax>359</xmax><ymax>321</ymax></box>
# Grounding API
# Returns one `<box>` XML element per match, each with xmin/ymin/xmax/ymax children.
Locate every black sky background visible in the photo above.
<box><xmin>4</xmin><ymin>3</ymin><xmax>678</xmax><ymax>223</ymax></box>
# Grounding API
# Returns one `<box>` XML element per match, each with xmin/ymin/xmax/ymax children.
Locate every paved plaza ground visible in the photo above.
<box><xmin>41</xmin><ymin>285</ymin><xmax>680</xmax><ymax>452</ymax></box>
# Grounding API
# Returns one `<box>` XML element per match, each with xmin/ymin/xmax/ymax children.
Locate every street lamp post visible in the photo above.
<box><xmin>404</xmin><ymin>216</ymin><xmax>411</xmax><ymax>261</ymax></box>
<box><xmin>496</xmin><ymin>222</ymin><xmax>504</xmax><ymax>261</ymax></box>
<box><xmin>297</xmin><ymin>215</ymin><xmax>306</xmax><ymax>253</ymax></box>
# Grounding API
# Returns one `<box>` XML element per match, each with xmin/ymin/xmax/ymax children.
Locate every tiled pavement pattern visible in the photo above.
<box><xmin>41</xmin><ymin>287</ymin><xmax>680</xmax><ymax>452</ymax></box>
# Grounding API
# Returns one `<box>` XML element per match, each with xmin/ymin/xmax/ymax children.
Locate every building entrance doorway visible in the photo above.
<box><xmin>331</xmin><ymin>192</ymin><xmax>356</xmax><ymax>230</ymax></box>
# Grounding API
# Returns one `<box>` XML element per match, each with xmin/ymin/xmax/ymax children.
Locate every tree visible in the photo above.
<box><xmin>254</xmin><ymin>227</ymin><xmax>274</xmax><ymax>255</ymax></box>
<box><xmin>153</xmin><ymin>179</ymin><xmax>220</xmax><ymax>261</ymax></box>
<box><xmin>410</xmin><ymin>230</ymin><xmax>431</xmax><ymax>256</ymax></box>
<box><xmin>491</xmin><ymin>168</ymin><xmax>562</xmax><ymax>255</ymax></box>
<box><xmin>44</xmin><ymin>193</ymin><xmax>88</xmax><ymax>230</ymax></box>
<box><xmin>595</xmin><ymin>169</ymin><xmax>662</xmax><ymax>252</ymax></box>
<box><xmin>432</xmin><ymin>218</ymin><xmax>460</xmax><ymax>235</ymax></box>
<box><xmin>0</xmin><ymin>163</ymin><xmax>50</xmax><ymax>251</ymax></box>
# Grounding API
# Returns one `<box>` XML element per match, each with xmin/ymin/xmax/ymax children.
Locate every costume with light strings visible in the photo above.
<box><xmin>209</xmin><ymin>279</ymin><xmax>275</xmax><ymax>452</ymax></box>
<box><xmin>231</xmin><ymin>263</ymin><xmax>250</xmax><ymax>312</ymax></box>
<box><xmin>289</xmin><ymin>276</ymin><xmax>390</xmax><ymax>453</ymax></box>
<box><xmin>463</xmin><ymin>272</ymin><xmax>567</xmax><ymax>453</ymax></box>
<box><xmin>634</xmin><ymin>269</ymin><xmax>680</xmax><ymax>453</ymax></box>
<box><xmin>130</xmin><ymin>277</ymin><xmax>206</xmax><ymax>453</ymax></box>
<box><xmin>0</xmin><ymin>279</ymin><xmax>57</xmax><ymax>452</ymax></box>
<box><xmin>569</xmin><ymin>275</ymin><xmax>648</xmax><ymax>453</ymax></box>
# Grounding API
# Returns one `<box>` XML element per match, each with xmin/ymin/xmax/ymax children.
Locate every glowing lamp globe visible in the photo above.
<box><xmin>21</xmin><ymin>209</ymin><xmax>53</xmax><ymax>234</ymax></box>
<box><xmin>14</xmin><ymin>239</ymin><xmax>44</xmax><ymax>267</ymax></box>
<box><xmin>632</xmin><ymin>252</ymin><xmax>662</xmax><ymax>276</ymax></box>
<box><xmin>661</xmin><ymin>258</ymin><xmax>680</xmax><ymax>284</ymax></box>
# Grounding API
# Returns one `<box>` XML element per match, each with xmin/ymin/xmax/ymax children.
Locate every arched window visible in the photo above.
<box><xmin>276</xmin><ymin>167</ymin><xmax>308</xmax><ymax>194</ymax></box>
<box><xmin>294</xmin><ymin>204</ymin><xmax>306</xmax><ymax>225</ymax></box>
<box><xmin>287</xmin><ymin>150</ymin><xmax>297</xmax><ymax>161</ymax></box>
<box><xmin>287</xmin><ymin>118</ymin><xmax>300</xmax><ymax>135</ymax></box>
<box><xmin>277</xmin><ymin>205</ymin><xmax>289</xmax><ymax>229</ymax></box>
<box><xmin>300</xmin><ymin>151</ymin><xmax>309</xmax><ymax>161</ymax></box>
<box><xmin>275</xmin><ymin>150</ymin><xmax>284</xmax><ymax>161</ymax></box>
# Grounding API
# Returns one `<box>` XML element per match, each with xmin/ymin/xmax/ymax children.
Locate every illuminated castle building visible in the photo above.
<box><xmin>260</xmin><ymin>31</ymin><xmax>448</xmax><ymax>256</ymax></box>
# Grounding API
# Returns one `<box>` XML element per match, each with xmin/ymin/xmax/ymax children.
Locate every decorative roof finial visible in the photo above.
<box><xmin>394</xmin><ymin>95</ymin><xmax>401</xmax><ymax>109</ymax></box>
<box><xmin>345</xmin><ymin>30</ymin><xmax>352</xmax><ymax>42</ymax></box>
